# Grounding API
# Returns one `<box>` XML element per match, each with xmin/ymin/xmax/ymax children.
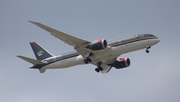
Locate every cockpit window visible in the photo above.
<box><xmin>138</xmin><ymin>34</ymin><xmax>155</xmax><ymax>38</ymax></box>
<box><xmin>123</xmin><ymin>35</ymin><xmax>137</xmax><ymax>41</ymax></box>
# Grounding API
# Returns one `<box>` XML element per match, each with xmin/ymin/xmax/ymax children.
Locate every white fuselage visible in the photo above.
<box><xmin>42</xmin><ymin>38</ymin><xmax>159</xmax><ymax>70</ymax></box>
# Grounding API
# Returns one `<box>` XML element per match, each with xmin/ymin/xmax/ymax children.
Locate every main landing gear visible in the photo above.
<box><xmin>83</xmin><ymin>57</ymin><xmax>92</xmax><ymax>64</ymax></box>
<box><xmin>83</xmin><ymin>53</ymin><xmax>93</xmax><ymax>64</ymax></box>
<box><xmin>95</xmin><ymin>62</ymin><xmax>103</xmax><ymax>73</ymax></box>
<box><xmin>83</xmin><ymin>52</ymin><xmax>103</xmax><ymax>73</ymax></box>
<box><xmin>146</xmin><ymin>46</ymin><xmax>151</xmax><ymax>53</ymax></box>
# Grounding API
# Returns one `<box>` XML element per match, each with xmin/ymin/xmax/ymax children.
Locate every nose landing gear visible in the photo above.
<box><xmin>146</xmin><ymin>46</ymin><xmax>151</xmax><ymax>53</ymax></box>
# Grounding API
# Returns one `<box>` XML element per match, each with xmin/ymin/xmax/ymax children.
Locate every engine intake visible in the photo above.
<box><xmin>112</xmin><ymin>58</ymin><xmax>130</xmax><ymax>69</ymax></box>
<box><xmin>87</xmin><ymin>39</ymin><xmax>107</xmax><ymax>50</ymax></box>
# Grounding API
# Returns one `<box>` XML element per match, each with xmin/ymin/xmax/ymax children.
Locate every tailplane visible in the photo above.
<box><xmin>17</xmin><ymin>42</ymin><xmax>51</xmax><ymax>73</ymax></box>
<box><xmin>17</xmin><ymin>55</ymin><xmax>46</xmax><ymax>73</ymax></box>
<box><xmin>30</xmin><ymin>42</ymin><xmax>53</xmax><ymax>60</ymax></box>
<box><xmin>17</xmin><ymin>55</ymin><xmax>44</xmax><ymax>65</ymax></box>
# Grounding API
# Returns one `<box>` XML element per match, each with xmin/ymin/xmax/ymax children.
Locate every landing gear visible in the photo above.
<box><xmin>95</xmin><ymin>68</ymin><xmax>100</xmax><ymax>73</ymax></box>
<box><xmin>146</xmin><ymin>46</ymin><xmax>151</xmax><ymax>53</ymax></box>
<box><xmin>83</xmin><ymin>57</ymin><xmax>92</xmax><ymax>64</ymax></box>
<box><xmin>83</xmin><ymin>53</ymin><xmax>93</xmax><ymax>64</ymax></box>
<box><xmin>146</xmin><ymin>49</ymin><xmax>149</xmax><ymax>53</ymax></box>
<box><xmin>95</xmin><ymin>62</ymin><xmax>103</xmax><ymax>73</ymax></box>
<box><xmin>95</xmin><ymin>67</ymin><xmax>103</xmax><ymax>73</ymax></box>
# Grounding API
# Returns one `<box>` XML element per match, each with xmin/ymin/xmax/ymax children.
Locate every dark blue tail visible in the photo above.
<box><xmin>30</xmin><ymin>42</ymin><xmax>53</xmax><ymax>60</ymax></box>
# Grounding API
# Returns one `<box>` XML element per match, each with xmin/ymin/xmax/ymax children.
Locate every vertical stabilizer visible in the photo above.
<box><xmin>30</xmin><ymin>42</ymin><xmax>53</xmax><ymax>60</ymax></box>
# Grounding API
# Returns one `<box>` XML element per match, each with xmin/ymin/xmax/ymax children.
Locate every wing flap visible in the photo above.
<box><xmin>100</xmin><ymin>64</ymin><xmax>112</xmax><ymax>74</ymax></box>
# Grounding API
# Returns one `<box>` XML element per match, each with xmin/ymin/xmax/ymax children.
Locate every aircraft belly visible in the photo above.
<box><xmin>90</xmin><ymin>50</ymin><xmax>110</xmax><ymax>62</ymax></box>
<box><xmin>43</xmin><ymin>56</ymin><xmax>84</xmax><ymax>69</ymax></box>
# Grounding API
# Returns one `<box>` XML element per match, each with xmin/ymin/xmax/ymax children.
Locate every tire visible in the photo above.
<box><xmin>95</xmin><ymin>68</ymin><xmax>100</xmax><ymax>72</ymax></box>
<box><xmin>83</xmin><ymin>59</ymin><xmax>88</xmax><ymax>64</ymax></box>
<box><xmin>99</xmin><ymin>67</ymin><xmax>103</xmax><ymax>71</ymax></box>
<box><xmin>146</xmin><ymin>50</ymin><xmax>149</xmax><ymax>53</ymax></box>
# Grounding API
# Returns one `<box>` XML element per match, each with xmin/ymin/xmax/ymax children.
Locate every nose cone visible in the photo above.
<box><xmin>155</xmin><ymin>38</ymin><xmax>160</xmax><ymax>44</ymax></box>
<box><xmin>148</xmin><ymin>35</ymin><xmax>160</xmax><ymax>46</ymax></box>
<box><xmin>154</xmin><ymin>36</ymin><xmax>160</xmax><ymax>44</ymax></box>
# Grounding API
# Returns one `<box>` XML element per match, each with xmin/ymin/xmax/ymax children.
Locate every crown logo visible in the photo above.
<box><xmin>37</xmin><ymin>51</ymin><xmax>44</xmax><ymax>56</ymax></box>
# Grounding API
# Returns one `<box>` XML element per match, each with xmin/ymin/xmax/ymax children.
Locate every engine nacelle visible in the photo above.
<box><xmin>86</xmin><ymin>39</ymin><xmax>107</xmax><ymax>50</ymax></box>
<box><xmin>112</xmin><ymin>58</ymin><xmax>131</xmax><ymax>69</ymax></box>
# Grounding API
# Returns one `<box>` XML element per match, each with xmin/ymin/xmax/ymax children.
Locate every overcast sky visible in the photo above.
<box><xmin>1</xmin><ymin>0</ymin><xmax>180</xmax><ymax>102</ymax></box>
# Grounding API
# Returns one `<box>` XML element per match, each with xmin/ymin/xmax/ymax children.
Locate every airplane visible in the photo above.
<box><xmin>17</xmin><ymin>21</ymin><xmax>160</xmax><ymax>74</ymax></box>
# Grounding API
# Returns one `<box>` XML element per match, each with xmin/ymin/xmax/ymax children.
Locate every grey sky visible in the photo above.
<box><xmin>1</xmin><ymin>0</ymin><xmax>180</xmax><ymax>102</ymax></box>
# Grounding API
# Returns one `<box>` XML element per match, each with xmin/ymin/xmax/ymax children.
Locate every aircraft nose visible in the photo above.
<box><xmin>155</xmin><ymin>38</ymin><xmax>160</xmax><ymax>44</ymax></box>
<box><xmin>153</xmin><ymin>35</ymin><xmax>160</xmax><ymax>44</ymax></box>
<box><xmin>155</xmin><ymin>37</ymin><xmax>160</xmax><ymax>44</ymax></box>
<box><xmin>148</xmin><ymin>35</ymin><xmax>160</xmax><ymax>45</ymax></box>
<box><xmin>157</xmin><ymin>39</ymin><xmax>160</xmax><ymax>43</ymax></box>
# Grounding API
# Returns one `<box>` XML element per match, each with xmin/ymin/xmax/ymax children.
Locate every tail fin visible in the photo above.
<box><xmin>30</xmin><ymin>42</ymin><xmax>53</xmax><ymax>60</ymax></box>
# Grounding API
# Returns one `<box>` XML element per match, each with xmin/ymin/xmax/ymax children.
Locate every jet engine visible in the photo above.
<box><xmin>86</xmin><ymin>39</ymin><xmax>107</xmax><ymax>50</ymax></box>
<box><xmin>112</xmin><ymin>58</ymin><xmax>131</xmax><ymax>69</ymax></box>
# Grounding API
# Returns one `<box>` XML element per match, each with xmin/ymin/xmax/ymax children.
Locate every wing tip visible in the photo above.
<box><xmin>28</xmin><ymin>20</ymin><xmax>36</xmax><ymax>23</ymax></box>
<box><xmin>29</xmin><ymin>21</ymin><xmax>40</xmax><ymax>25</ymax></box>
<box><xmin>17</xmin><ymin>55</ymin><xmax>22</xmax><ymax>58</ymax></box>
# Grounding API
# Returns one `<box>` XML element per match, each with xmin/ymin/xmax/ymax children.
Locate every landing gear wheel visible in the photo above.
<box><xmin>99</xmin><ymin>67</ymin><xmax>103</xmax><ymax>71</ymax></box>
<box><xmin>95</xmin><ymin>67</ymin><xmax>103</xmax><ymax>73</ymax></box>
<box><xmin>95</xmin><ymin>68</ymin><xmax>100</xmax><ymax>73</ymax></box>
<box><xmin>146</xmin><ymin>49</ymin><xmax>149</xmax><ymax>53</ymax></box>
<box><xmin>83</xmin><ymin>57</ymin><xmax>92</xmax><ymax>64</ymax></box>
<box><xmin>94</xmin><ymin>62</ymin><xmax>103</xmax><ymax>73</ymax></box>
<box><xmin>83</xmin><ymin>59</ymin><xmax>88</xmax><ymax>64</ymax></box>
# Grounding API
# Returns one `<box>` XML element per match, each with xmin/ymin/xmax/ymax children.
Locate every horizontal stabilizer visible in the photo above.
<box><xmin>17</xmin><ymin>55</ymin><xmax>44</xmax><ymax>65</ymax></box>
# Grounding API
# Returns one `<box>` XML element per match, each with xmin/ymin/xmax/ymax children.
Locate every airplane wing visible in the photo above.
<box><xmin>29</xmin><ymin>21</ymin><xmax>91</xmax><ymax>47</ymax></box>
